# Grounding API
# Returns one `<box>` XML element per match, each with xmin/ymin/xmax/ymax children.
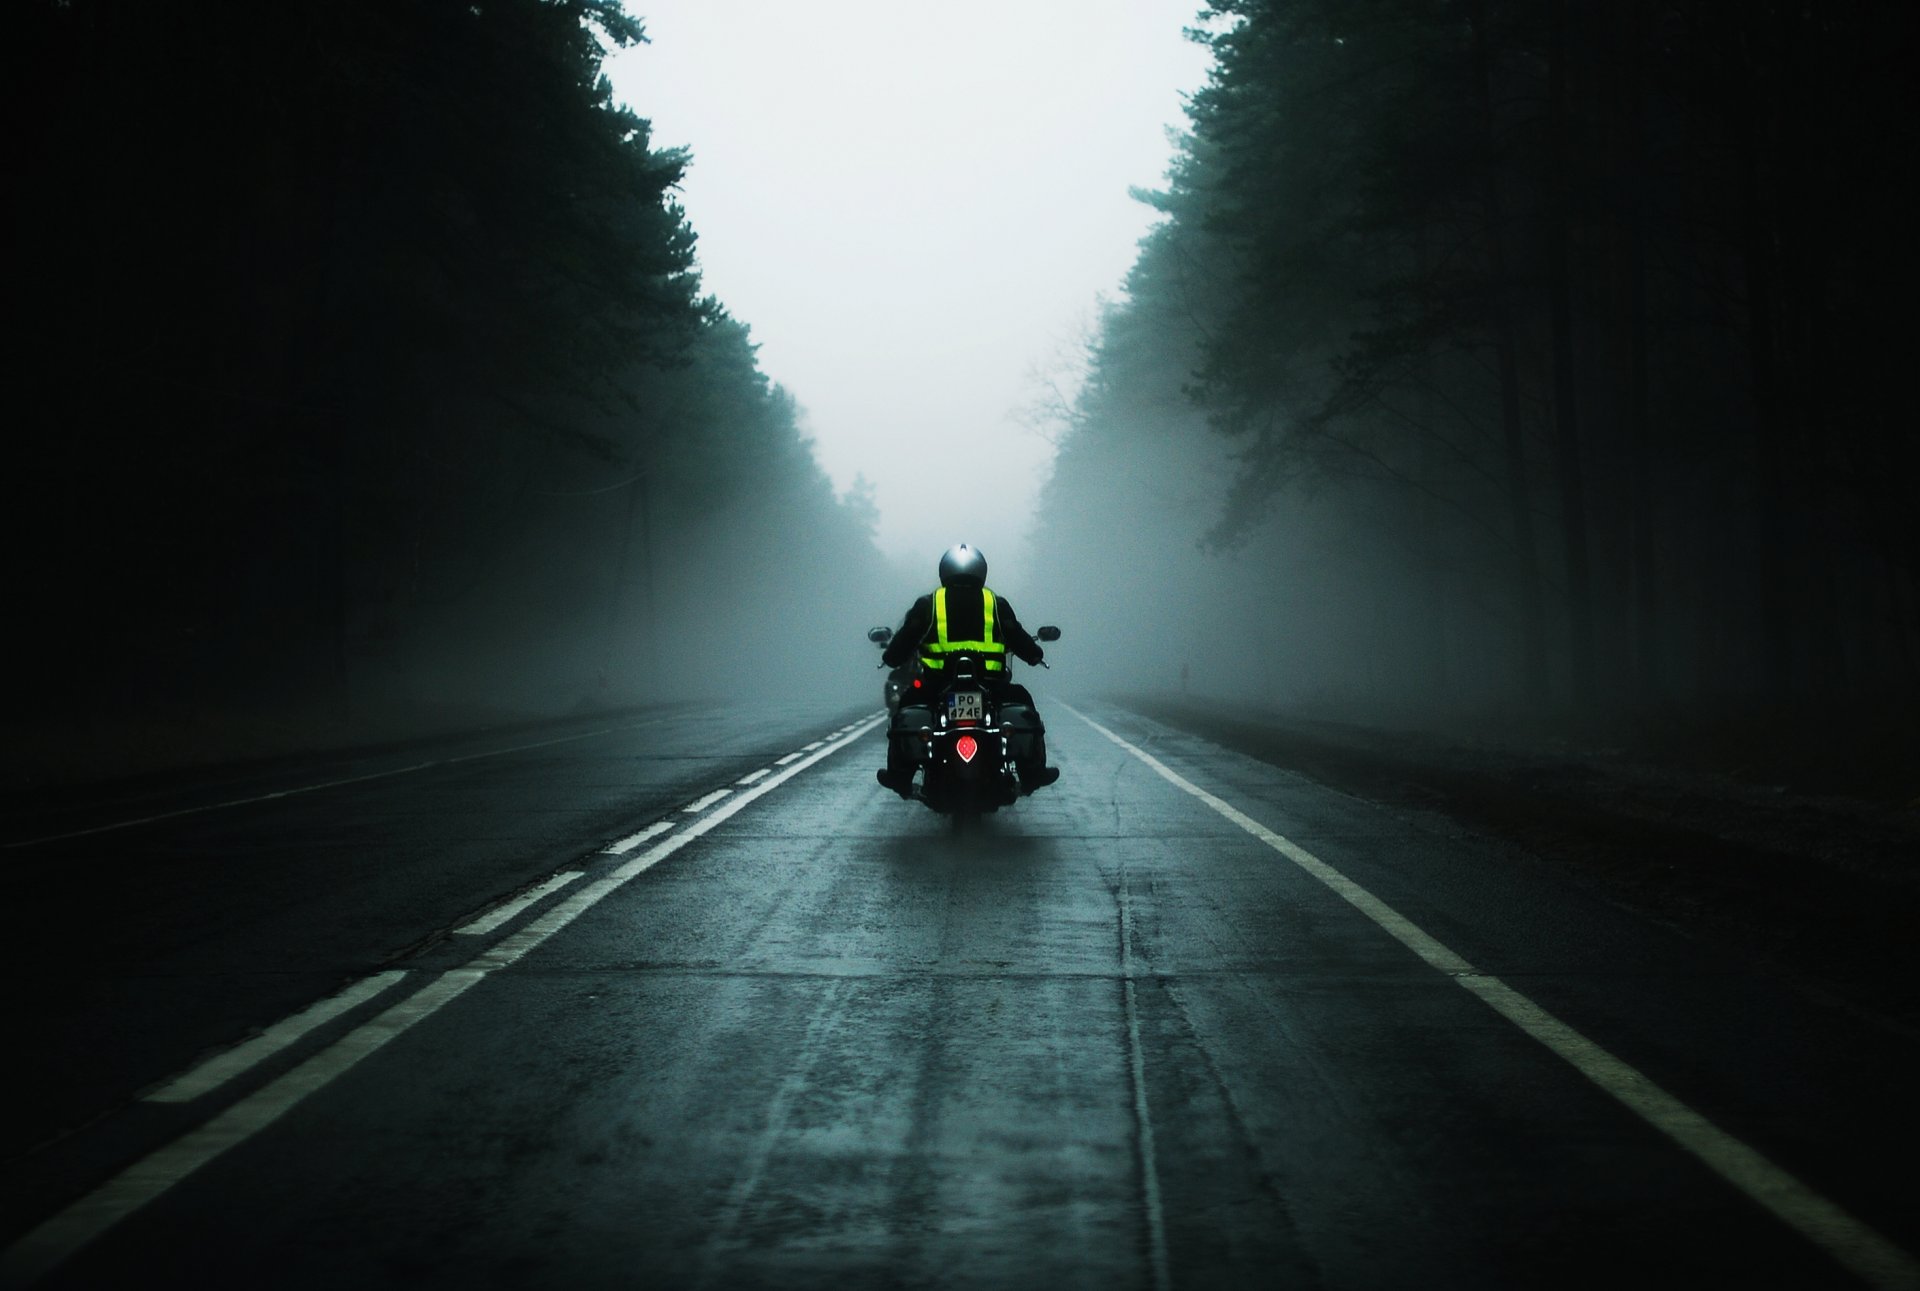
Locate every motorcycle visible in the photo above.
<box><xmin>867</xmin><ymin>624</ymin><xmax>1061</xmax><ymax>818</ymax></box>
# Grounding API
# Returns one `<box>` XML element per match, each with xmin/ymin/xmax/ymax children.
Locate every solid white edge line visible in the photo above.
<box><xmin>1</xmin><ymin>712</ymin><xmax>888</xmax><ymax>1286</ymax></box>
<box><xmin>451</xmin><ymin>871</ymin><xmax>584</xmax><ymax>937</ymax></box>
<box><xmin>736</xmin><ymin>769</ymin><xmax>771</xmax><ymax>785</ymax></box>
<box><xmin>144</xmin><ymin>970</ymin><xmax>410</xmax><ymax>1105</ymax></box>
<box><xmin>601</xmin><ymin>820</ymin><xmax>673</xmax><ymax>855</ymax></box>
<box><xmin>6</xmin><ymin>717</ymin><xmax>672</xmax><ymax>851</ymax></box>
<box><xmin>1068</xmin><ymin>703</ymin><xmax>1920</xmax><ymax>1291</ymax></box>
<box><xmin>682</xmin><ymin>788</ymin><xmax>732</xmax><ymax>813</ymax></box>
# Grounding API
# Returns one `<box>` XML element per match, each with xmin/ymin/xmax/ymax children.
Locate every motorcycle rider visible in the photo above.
<box><xmin>875</xmin><ymin>543</ymin><xmax>1059</xmax><ymax>798</ymax></box>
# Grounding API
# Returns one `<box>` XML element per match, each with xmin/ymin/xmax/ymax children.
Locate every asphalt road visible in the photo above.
<box><xmin>3</xmin><ymin>699</ymin><xmax>1916</xmax><ymax>1289</ymax></box>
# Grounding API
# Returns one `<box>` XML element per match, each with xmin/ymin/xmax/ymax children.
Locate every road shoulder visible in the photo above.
<box><xmin>1123</xmin><ymin>695</ymin><xmax>1920</xmax><ymax>1033</ymax></box>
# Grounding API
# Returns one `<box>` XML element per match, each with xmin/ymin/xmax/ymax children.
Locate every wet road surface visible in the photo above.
<box><xmin>4</xmin><ymin>700</ymin><xmax>1916</xmax><ymax>1289</ymax></box>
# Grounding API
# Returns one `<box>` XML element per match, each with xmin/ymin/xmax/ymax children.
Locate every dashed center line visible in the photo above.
<box><xmin>603</xmin><ymin>820</ymin><xmax>674</xmax><ymax>855</ymax></box>
<box><xmin>146</xmin><ymin>971</ymin><xmax>410</xmax><ymax>1105</ymax></box>
<box><xmin>452</xmin><ymin>872</ymin><xmax>584</xmax><ymax>937</ymax></box>
<box><xmin>148</xmin><ymin>725</ymin><xmax>871</xmax><ymax>1107</ymax></box>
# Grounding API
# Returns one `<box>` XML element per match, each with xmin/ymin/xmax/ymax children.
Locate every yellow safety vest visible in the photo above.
<box><xmin>920</xmin><ymin>586</ymin><xmax>1006</xmax><ymax>671</ymax></box>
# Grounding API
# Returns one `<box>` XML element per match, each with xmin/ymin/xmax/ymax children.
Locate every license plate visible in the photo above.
<box><xmin>947</xmin><ymin>690</ymin><xmax>985</xmax><ymax>722</ymax></box>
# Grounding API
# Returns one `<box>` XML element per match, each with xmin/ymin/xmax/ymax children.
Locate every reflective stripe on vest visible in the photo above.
<box><xmin>921</xmin><ymin>586</ymin><xmax>1005</xmax><ymax>671</ymax></box>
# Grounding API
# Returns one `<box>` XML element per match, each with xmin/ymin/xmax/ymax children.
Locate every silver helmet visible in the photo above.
<box><xmin>938</xmin><ymin>543</ymin><xmax>987</xmax><ymax>587</ymax></box>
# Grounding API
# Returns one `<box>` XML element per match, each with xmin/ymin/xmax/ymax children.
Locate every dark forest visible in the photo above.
<box><xmin>8</xmin><ymin>0</ymin><xmax>1918</xmax><ymax>782</ymax></box>
<box><xmin>10</xmin><ymin>0</ymin><xmax>889</xmax><ymax>777</ymax></box>
<box><xmin>1032</xmin><ymin>0</ymin><xmax>1918</xmax><ymax>775</ymax></box>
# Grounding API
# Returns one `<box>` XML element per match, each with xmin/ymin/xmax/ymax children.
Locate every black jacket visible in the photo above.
<box><xmin>882</xmin><ymin>586</ymin><xmax>1044</xmax><ymax>670</ymax></box>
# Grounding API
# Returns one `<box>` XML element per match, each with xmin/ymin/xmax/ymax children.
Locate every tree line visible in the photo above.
<box><xmin>1031</xmin><ymin>0</ymin><xmax>1919</xmax><ymax>727</ymax></box>
<box><xmin>11</xmin><ymin>0</ymin><xmax>884</xmax><ymax>729</ymax></box>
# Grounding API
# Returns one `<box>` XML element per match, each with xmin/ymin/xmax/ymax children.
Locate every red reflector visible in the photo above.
<box><xmin>912</xmin><ymin>678</ymin><xmax>922</xmax><ymax>688</ymax></box>
<box><xmin>955</xmin><ymin>734</ymin><xmax>978</xmax><ymax>763</ymax></box>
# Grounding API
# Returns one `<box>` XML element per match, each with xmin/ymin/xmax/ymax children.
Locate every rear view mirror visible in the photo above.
<box><xmin>1036</xmin><ymin>625</ymin><xmax>1061</xmax><ymax>642</ymax></box>
<box><xmin>867</xmin><ymin>626</ymin><xmax>893</xmax><ymax>644</ymax></box>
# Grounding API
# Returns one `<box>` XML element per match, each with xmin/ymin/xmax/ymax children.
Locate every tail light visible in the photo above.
<box><xmin>954</xmin><ymin>734</ymin><xmax>978</xmax><ymax>764</ymax></box>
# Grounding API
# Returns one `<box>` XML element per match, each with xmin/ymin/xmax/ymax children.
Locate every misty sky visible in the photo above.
<box><xmin>604</xmin><ymin>3</ymin><xmax>1213</xmax><ymax>570</ymax></box>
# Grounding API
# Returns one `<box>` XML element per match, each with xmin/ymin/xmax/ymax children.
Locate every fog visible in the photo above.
<box><xmin>1021</xmin><ymin>0</ymin><xmax>1920</xmax><ymax>748</ymax></box>
<box><xmin>9</xmin><ymin>0</ymin><xmax>1917</xmax><ymax>786</ymax></box>
<box><xmin>601</xmin><ymin>0</ymin><xmax>1213</xmax><ymax>568</ymax></box>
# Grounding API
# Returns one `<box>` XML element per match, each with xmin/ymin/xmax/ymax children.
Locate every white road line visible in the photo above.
<box><xmin>5</xmin><ymin>718</ymin><xmax>669</xmax><ymax>851</ymax></box>
<box><xmin>1</xmin><ymin>712</ymin><xmax>888</xmax><ymax>1286</ymax></box>
<box><xmin>602</xmin><ymin>820</ymin><xmax>674</xmax><ymax>855</ymax></box>
<box><xmin>1071</xmin><ymin>705</ymin><xmax>1920</xmax><ymax>1291</ymax></box>
<box><xmin>452</xmin><ymin>871</ymin><xmax>584</xmax><ymax>937</ymax></box>
<box><xmin>0</xmin><ymin>968</ymin><xmax>487</xmax><ymax>1288</ymax></box>
<box><xmin>774</xmin><ymin>752</ymin><xmax>803</xmax><ymax>766</ymax></box>
<box><xmin>736</xmin><ymin>769</ymin><xmax>772</xmax><ymax>785</ymax></box>
<box><xmin>801</xmin><ymin>741</ymin><xmax>824</xmax><ymax>751</ymax></box>
<box><xmin>682</xmin><ymin>789</ymin><xmax>732</xmax><ymax>813</ymax></box>
<box><xmin>144</xmin><ymin>971</ymin><xmax>409</xmax><ymax>1105</ymax></box>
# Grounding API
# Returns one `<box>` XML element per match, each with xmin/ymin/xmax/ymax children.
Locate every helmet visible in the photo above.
<box><xmin>938</xmin><ymin>543</ymin><xmax>988</xmax><ymax>587</ymax></box>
